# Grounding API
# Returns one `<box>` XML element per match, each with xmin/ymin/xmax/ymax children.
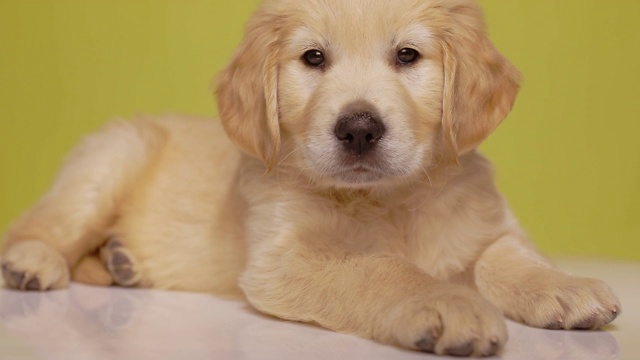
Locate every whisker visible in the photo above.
<box><xmin>408</xmin><ymin>166</ymin><xmax>434</xmax><ymax>212</ymax></box>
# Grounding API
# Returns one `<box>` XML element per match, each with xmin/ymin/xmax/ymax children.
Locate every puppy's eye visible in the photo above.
<box><xmin>303</xmin><ymin>50</ymin><xmax>325</xmax><ymax>67</ymax></box>
<box><xmin>397</xmin><ymin>48</ymin><xmax>419</xmax><ymax>64</ymax></box>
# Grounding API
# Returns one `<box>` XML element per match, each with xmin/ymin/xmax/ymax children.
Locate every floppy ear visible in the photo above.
<box><xmin>216</xmin><ymin>10</ymin><xmax>281</xmax><ymax>170</ymax></box>
<box><xmin>440</xmin><ymin>1</ymin><xmax>521</xmax><ymax>157</ymax></box>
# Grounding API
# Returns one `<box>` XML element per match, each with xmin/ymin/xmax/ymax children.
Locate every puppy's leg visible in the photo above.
<box><xmin>475</xmin><ymin>233</ymin><xmax>621</xmax><ymax>330</ymax></box>
<box><xmin>2</xmin><ymin>121</ymin><xmax>164</xmax><ymax>291</ymax></box>
<box><xmin>242</xmin><ymin>240</ymin><xmax>506</xmax><ymax>357</ymax></box>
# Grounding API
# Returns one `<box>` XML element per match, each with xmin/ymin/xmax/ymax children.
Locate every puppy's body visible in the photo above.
<box><xmin>2</xmin><ymin>0</ymin><xmax>620</xmax><ymax>357</ymax></box>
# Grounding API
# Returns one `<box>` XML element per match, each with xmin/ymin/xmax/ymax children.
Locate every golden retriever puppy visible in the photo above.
<box><xmin>1</xmin><ymin>0</ymin><xmax>620</xmax><ymax>357</ymax></box>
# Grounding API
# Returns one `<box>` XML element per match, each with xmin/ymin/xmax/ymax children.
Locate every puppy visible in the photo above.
<box><xmin>1</xmin><ymin>0</ymin><xmax>620</xmax><ymax>357</ymax></box>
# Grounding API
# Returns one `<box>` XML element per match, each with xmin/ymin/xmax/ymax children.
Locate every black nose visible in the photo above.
<box><xmin>334</xmin><ymin>111</ymin><xmax>386</xmax><ymax>156</ymax></box>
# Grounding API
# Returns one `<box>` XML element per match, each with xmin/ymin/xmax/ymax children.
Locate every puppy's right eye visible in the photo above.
<box><xmin>303</xmin><ymin>50</ymin><xmax>325</xmax><ymax>67</ymax></box>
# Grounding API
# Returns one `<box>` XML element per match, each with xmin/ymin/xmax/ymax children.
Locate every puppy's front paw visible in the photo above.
<box><xmin>390</xmin><ymin>285</ymin><xmax>507</xmax><ymax>357</ymax></box>
<box><xmin>506</xmin><ymin>274</ymin><xmax>620</xmax><ymax>330</ymax></box>
<box><xmin>1</xmin><ymin>241</ymin><xmax>69</xmax><ymax>291</ymax></box>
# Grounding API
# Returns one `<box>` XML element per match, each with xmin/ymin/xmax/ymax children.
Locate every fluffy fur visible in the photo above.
<box><xmin>1</xmin><ymin>0</ymin><xmax>620</xmax><ymax>357</ymax></box>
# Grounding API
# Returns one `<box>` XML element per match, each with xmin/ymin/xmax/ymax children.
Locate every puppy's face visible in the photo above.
<box><xmin>277</xmin><ymin>2</ymin><xmax>443</xmax><ymax>187</ymax></box>
<box><xmin>217</xmin><ymin>0</ymin><xmax>520</xmax><ymax>189</ymax></box>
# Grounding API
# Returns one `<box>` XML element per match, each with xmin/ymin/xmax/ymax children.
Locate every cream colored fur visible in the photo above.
<box><xmin>1</xmin><ymin>0</ymin><xmax>620</xmax><ymax>357</ymax></box>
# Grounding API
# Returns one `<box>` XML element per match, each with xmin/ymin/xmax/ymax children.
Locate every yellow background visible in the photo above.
<box><xmin>1</xmin><ymin>1</ymin><xmax>638</xmax><ymax>260</ymax></box>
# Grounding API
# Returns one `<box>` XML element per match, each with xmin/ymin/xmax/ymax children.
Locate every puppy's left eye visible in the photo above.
<box><xmin>397</xmin><ymin>48</ymin><xmax>419</xmax><ymax>64</ymax></box>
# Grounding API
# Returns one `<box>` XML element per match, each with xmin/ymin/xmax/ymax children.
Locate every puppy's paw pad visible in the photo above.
<box><xmin>2</xmin><ymin>264</ymin><xmax>25</xmax><ymax>289</ymax></box>
<box><xmin>545</xmin><ymin>317</ymin><xmax>564</xmax><ymax>330</ymax></box>
<box><xmin>445</xmin><ymin>342</ymin><xmax>474</xmax><ymax>357</ymax></box>
<box><xmin>415</xmin><ymin>330</ymin><xmax>439</xmax><ymax>353</ymax></box>
<box><xmin>100</xmin><ymin>237</ymin><xmax>141</xmax><ymax>287</ymax></box>
<box><xmin>24</xmin><ymin>276</ymin><xmax>41</xmax><ymax>291</ymax></box>
<box><xmin>481</xmin><ymin>338</ymin><xmax>501</xmax><ymax>357</ymax></box>
<box><xmin>1</xmin><ymin>241</ymin><xmax>69</xmax><ymax>291</ymax></box>
<box><xmin>572</xmin><ymin>314</ymin><xmax>597</xmax><ymax>330</ymax></box>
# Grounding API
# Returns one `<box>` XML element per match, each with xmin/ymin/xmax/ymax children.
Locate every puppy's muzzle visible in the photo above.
<box><xmin>334</xmin><ymin>102</ymin><xmax>386</xmax><ymax>157</ymax></box>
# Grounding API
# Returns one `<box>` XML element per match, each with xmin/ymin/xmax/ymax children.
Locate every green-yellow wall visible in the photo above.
<box><xmin>1</xmin><ymin>1</ymin><xmax>638</xmax><ymax>260</ymax></box>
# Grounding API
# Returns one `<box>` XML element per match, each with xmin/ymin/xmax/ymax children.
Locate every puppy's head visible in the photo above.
<box><xmin>217</xmin><ymin>0</ymin><xmax>520</xmax><ymax>188</ymax></box>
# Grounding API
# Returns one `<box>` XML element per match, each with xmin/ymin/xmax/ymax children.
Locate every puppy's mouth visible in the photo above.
<box><xmin>333</xmin><ymin>164</ymin><xmax>386</xmax><ymax>185</ymax></box>
<box><xmin>351</xmin><ymin>166</ymin><xmax>369</xmax><ymax>173</ymax></box>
